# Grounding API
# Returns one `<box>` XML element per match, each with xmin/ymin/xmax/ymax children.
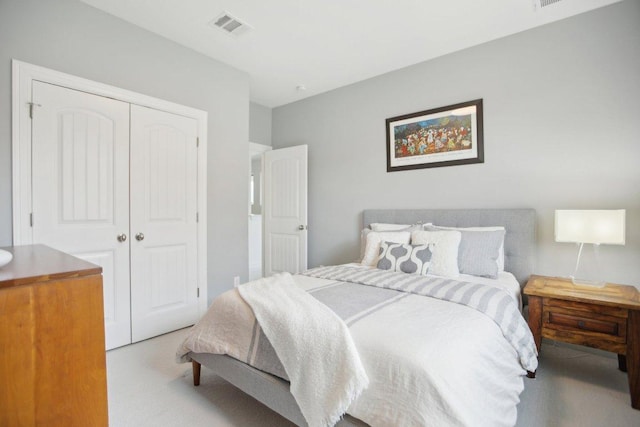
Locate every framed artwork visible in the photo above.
<box><xmin>385</xmin><ymin>99</ymin><xmax>484</xmax><ymax>172</ymax></box>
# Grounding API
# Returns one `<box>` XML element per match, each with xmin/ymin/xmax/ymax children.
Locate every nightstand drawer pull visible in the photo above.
<box><xmin>548</xmin><ymin>312</ymin><xmax>619</xmax><ymax>336</ymax></box>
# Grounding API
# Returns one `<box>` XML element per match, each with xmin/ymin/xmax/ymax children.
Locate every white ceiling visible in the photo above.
<box><xmin>80</xmin><ymin>0</ymin><xmax>621</xmax><ymax>107</ymax></box>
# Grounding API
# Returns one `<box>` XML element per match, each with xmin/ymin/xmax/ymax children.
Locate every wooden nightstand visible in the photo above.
<box><xmin>524</xmin><ymin>275</ymin><xmax>640</xmax><ymax>409</ymax></box>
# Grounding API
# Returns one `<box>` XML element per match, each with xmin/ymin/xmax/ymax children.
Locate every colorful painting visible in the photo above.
<box><xmin>386</xmin><ymin>99</ymin><xmax>484</xmax><ymax>172</ymax></box>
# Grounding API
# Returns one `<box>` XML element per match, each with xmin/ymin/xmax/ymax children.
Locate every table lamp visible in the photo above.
<box><xmin>554</xmin><ymin>209</ymin><xmax>626</xmax><ymax>287</ymax></box>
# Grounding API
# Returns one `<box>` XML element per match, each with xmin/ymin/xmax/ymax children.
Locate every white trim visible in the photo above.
<box><xmin>249</xmin><ymin>141</ymin><xmax>272</xmax><ymax>157</ymax></box>
<box><xmin>248</xmin><ymin>142</ymin><xmax>271</xmax><ymax>277</ymax></box>
<box><xmin>197</xmin><ymin>113</ymin><xmax>208</xmax><ymax>314</ymax></box>
<box><xmin>248</xmin><ymin>141</ymin><xmax>271</xmax><ymax>212</ymax></box>
<box><xmin>11</xmin><ymin>59</ymin><xmax>209</xmax><ymax>312</ymax></box>
<box><xmin>11</xmin><ymin>60</ymin><xmax>33</xmax><ymax>244</ymax></box>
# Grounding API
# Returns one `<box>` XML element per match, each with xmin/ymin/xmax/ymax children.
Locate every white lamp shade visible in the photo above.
<box><xmin>555</xmin><ymin>210</ymin><xmax>626</xmax><ymax>245</ymax></box>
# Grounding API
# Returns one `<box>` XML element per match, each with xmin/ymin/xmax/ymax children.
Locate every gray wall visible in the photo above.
<box><xmin>249</xmin><ymin>102</ymin><xmax>272</xmax><ymax>146</ymax></box>
<box><xmin>0</xmin><ymin>0</ymin><xmax>251</xmax><ymax>302</ymax></box>
<box><xmin>273</xmin><ymin>1</ymin><xmax>640</xmax><ymax>287</ymax></box>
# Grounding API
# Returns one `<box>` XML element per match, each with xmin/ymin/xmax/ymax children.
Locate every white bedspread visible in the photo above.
<box><xmin>344</xmin><ymin>290</ymin><xmax>525</xmax><ymax>426</ymax></box>
<box><xmin>178</xmin><ymin>269</ymin><xmax>531</xmax><ymax>427</ymax></box>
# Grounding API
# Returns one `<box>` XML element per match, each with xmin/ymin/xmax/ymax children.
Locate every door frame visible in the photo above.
<box><xmin>248</xmin><ymin>142</ymin><xmax>272</xmax><ymax>280</ymax></box>
<box><xmin>11</xmin><ymin>60</ymin><xmax>209</xmax><ymax>314</ymax></box>
<box><xmin>248</xmin><ymin>142</ymin><xmax>272</xmax><ymax>214</ymax></box>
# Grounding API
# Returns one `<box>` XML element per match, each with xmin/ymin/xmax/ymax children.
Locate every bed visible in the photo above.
<box><xmin>177</xmin><ymin>208</ymin><xmax>537</xmax><ymax>427</ymax></box>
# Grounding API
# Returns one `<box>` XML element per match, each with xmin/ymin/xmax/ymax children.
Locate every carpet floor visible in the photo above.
<box><xmin>106</xmin><ymin>328</ymin><xmax>640</xmax><ymax>426</ymax></box>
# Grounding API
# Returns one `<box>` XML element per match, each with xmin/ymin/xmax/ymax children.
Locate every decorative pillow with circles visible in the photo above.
<box><xmin>360</xmin><ymin>230</ymin><xmax>414</xmax><ymax>266</ymax></box>
<box><xmin>376</xmin><ymin>242</ymin><xmax>432</xmax><ymax>275</ymax></box>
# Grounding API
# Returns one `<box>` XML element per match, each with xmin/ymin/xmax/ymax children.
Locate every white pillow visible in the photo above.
<box><xmin>411</xmin><ymin>230</ymin><xmax>461</xmax><ymax>277</ymax></box>
<box><xmin>371</xmin><ymin>222</ymin><xmax>432</xmax><ymax>232</ymax></box>
<box><xmin>361</xmin><ymin>231</ymin><xmax>411</xmax><ymax>267</ymax></box>
<box><xmin>370</xmin><ymin>223</ymin><xmax>412</xmax><ymax>231</ymax></box>
<box><xmin>426</xmin><ymin>225</ymin><xmax>506</xmax><ymax>271</ymax></box>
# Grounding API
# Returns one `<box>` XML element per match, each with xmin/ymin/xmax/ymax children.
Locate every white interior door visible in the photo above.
<box><xmin>31</xmin><ymin>81</ymin><xmax>131</xmax><ymax>350</ymax></box>
<box><xmin>129</xmin><ymin>105</ymin><xmax>199</xmax><ymax>343</ymax></box>
<box><xmin>263</xmin><ymin>145</ymin><xmax>308</xmax><ymax>276</ymax></box>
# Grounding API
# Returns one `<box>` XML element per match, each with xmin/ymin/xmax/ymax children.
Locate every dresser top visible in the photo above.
<box><xmin>0</xmin><ymin>245</ymin><xmax>102</xmax><ymax>289</ymax></box>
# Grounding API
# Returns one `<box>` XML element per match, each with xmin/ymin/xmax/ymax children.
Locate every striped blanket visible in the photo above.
<box><xmin>302</xmin><ymin>264</ymin><xmax>538</xmax><ymax>372</ymax></box>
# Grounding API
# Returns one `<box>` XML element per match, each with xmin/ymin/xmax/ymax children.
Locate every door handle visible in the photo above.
<box><xmin>135</xmin><ymin>232</ymin><xmax>145</xmax><ymax>241</ymax></box>
<box><xmin>298</xmin><ymin>225</ymin><xmax>307</xmax><ymax>231</ymax></box>
<box><xmin>117</xmin><ymin>233</ymin><xmax>127</xmax><ymax>242</ymax></box>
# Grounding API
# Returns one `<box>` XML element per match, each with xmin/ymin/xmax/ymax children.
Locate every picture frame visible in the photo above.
<box><xmin>386</xmin><ymin>99</ymin><xmax>484</xmax><ymax>172</ymax></box>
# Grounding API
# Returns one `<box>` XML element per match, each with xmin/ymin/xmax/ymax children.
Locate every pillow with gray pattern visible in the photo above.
<box><xmin>376</xmin><ymin>241</ymin><xmax>432</xmax><ymax>275</ymax></box>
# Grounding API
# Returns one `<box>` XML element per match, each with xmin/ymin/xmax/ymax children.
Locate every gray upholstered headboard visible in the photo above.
<box><xmin>363</xmin><ymin>209</ymin><xmax>536</xmax><ymax>288</ymax></box>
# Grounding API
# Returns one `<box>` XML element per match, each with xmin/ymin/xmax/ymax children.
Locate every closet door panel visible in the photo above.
<box><xmin>31</xmin><ymin>81</ymin><xmax>131</xmax><ymax>350</ymax></box>
<box><xmin>130</xmin><ymin>105</ymin><xmax>199</xmax><ymax>342</ymax></box>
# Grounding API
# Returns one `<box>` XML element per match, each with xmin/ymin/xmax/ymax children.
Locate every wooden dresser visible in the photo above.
<box><xmin>0</xmin><ymin>245</ymin><xmax>108</xmax><ymax>426</ymax></box>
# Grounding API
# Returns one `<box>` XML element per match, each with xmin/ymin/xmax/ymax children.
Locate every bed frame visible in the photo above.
<box><xmin>190</xmin><ymin>208</ymin><xmax>537</xmax><ymax>427</ymax></box>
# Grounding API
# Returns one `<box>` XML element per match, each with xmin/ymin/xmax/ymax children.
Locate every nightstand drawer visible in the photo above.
<box><xmin>544</xmin><ymin>298</ymin><xmax>629</xmax><ymax>318</ymax></box>
<box><xmin>546</xmin><ymin>311</ymin><xmax>621</xmax><ymax>336</ymax></box>
<box><xmin>542</xmin><ymin>302</ymin><xmax>627</xmax><ymax>351</ymax></box>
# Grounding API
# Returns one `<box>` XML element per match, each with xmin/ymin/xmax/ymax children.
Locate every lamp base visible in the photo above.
<box><xmin>570</xmin><ymin>276</ymin><xmax>606</xmax><ymax>288</ymax></box>
<box><xmin>569</xmin><ymin>243</ymin><xmax>604</xmax><ymax>288</ymax></box>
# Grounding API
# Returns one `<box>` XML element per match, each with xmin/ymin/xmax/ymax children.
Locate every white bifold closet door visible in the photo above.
<box><xmin>129</xmin><ymin>105</ymin><xmax>199</xmax><ymax>343</ymax></box>
<box><xmin>32</xmin><ymin>81</ymin><xmax>132</xmax><ymax>350</ymax></box>
<box><xmin>31</xmin><ymin>81</ymin><xmax>199</xmax><ymax>350</ymax></box>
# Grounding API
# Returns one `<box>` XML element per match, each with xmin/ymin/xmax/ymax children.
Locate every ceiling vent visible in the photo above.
<box><xmin>533</xmin><ymin>0</ymin><xmax>563</xmax><ymax>10</ymax></box>
<box><xmin>209</xmin><ymin>12</ymin><xmax>253</xmax><ymax>37</ymax></box>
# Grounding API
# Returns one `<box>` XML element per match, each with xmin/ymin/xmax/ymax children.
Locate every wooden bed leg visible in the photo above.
<box><xmin>192</xmin><ymin>361</ymin><xmax>201</xmax><ymax>386</ymax></box>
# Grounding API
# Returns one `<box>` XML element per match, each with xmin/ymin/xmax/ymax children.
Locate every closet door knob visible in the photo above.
<box><xmin>117</xmin><ymin>233</ymin><xmax>127</xmax><ymax>242</ymax></box>
<box><xmin>135</xmin><ymin>233</ymin><xmax>145</xmax><ymax>241</ymax></box>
